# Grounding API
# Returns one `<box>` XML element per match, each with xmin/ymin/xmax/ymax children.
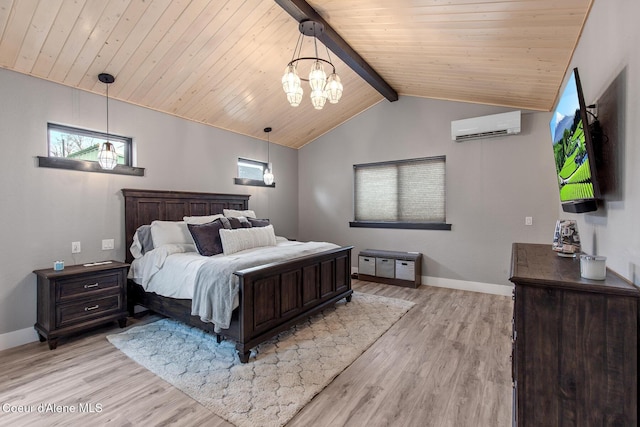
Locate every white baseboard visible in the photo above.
<box><xmin>422</xmin><ymin>276</ymin><xmax>513</xmax><ymax>296</ymax></box>
<box><xmin>352</xmin><ymin>267</ymin><xmax>513</xmax><ymax>297</ymax></box>
<box><xmin>0</xmin><ymin>327</ymin><xmax>38</xmax><ymax>352</ymax></box>
<box><xmin>1</xmin><ymin>274</ymin><xmax>510</xmax><ymax>352</ymax></box>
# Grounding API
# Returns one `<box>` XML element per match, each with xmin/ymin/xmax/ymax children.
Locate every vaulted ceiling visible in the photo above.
<box><xmin>0</xmin><ymin>0</ymin><xmax>593</xmax><ymax>148</ymax></box>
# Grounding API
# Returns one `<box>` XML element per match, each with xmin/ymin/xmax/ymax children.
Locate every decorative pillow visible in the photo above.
<box><xmin>130</xmin><ymin>225</ymin><xmax>154</xmax><ymax>258</ymax></box>
<box><xmin>187</xmin><ymin>219</ymin><xmax>225</xmax><ymax>256</ymax></box>
<box><xmin>150</xmin><ymin>220</ymin><xmax>194</xmax><ymax>247</ymax></box>
<box><xmin>223</xmin><ymin>208</ymin><xmax>257</xmax><ymax>219</ymax></box>
<box><xmin>248</xmin><ymin>218</ymin><xmax>270</xmax><ymax>228</ymax></box>
<box><xmin>219</xmin><ymin>216</ymin><xmax>252</xmax><ymax>229</ymax></box>
<box><xmin>183</xmin><ymin>214</ymin><xmax>224</xmax><ymax>224</ymax></box>
<box><xmin>219</xmin><ymin>224</ymin><xmax>277</xmax><ymax>255</ymax></box>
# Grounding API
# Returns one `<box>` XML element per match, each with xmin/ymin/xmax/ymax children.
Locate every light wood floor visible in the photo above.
<box><xmin>0</xmin><ymin>281</ymin><xmax>513</xmax><ymax>426</ymax></box>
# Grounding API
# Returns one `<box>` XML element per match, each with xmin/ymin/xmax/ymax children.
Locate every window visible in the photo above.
<box><xmin>234</xmin><ymin>157</ymin><xmax>275</xmax><ymax>187</ymax></box>
<box><xmin>350</xmin><ymin>156</ymin><xmax>451</xmax><ymax>230</ymax></box>
<box><xmin>47</xmin><ymin>123</ymin><xmax>131</xmax><ymax>165</ymax></box>
<box><xmin>38</xmin><ymin>123</ymin><xmax>143</xmax><ymax>176</ymax></box>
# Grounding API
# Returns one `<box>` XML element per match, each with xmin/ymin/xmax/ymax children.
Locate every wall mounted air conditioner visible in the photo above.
<box><xmin>451</xmin><ymin>110</ymin><xmax>521</xmax><ymax>142</ymax></box>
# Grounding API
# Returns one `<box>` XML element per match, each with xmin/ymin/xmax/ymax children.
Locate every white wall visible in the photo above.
<box><xmin>563</xmin><ymin>0</ymin><xmax>640</xmax><ymax>284</ymax></box>
<box><xmin>0</xmin><ymin>69</ymin><xmax>298</xmax><ymax>338</ymax></box>
<box><xmin>298</xmin><ymin>96</ymin><xmax>561</xmax><ymax>288</ymax></box>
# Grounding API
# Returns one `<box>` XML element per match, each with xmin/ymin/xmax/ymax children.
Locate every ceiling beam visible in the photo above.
<box><xmin>275</xmin><ymin>0</ymin><xmax>399</xmax><ymax>102</ymax></box>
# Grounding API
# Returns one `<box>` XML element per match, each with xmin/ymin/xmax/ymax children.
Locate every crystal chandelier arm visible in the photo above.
<box><xmin>325</xmin><ymin>44</ymin><xmax>333</xmax><ymax>66</ymax></box>
<box><xmin>290</xmin><ymin>32</ymin><xmax>304</xmax><ymax>64</ymax></box>
<box><xmin>313</xmin><ymin>25</ymin><xmax>319</xmax><ymax>58</ymax></box>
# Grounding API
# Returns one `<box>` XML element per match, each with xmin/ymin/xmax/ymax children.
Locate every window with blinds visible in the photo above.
<box><xmin>350</xmin><ymin>156</ymin><xmax>451</xmax><ymax>230</ymax></box>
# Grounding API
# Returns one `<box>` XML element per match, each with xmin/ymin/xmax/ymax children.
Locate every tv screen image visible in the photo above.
<box><xmin>549</xmin><ymin>68</ymin><xmax>600</xmax><ymax>213</ymax></box>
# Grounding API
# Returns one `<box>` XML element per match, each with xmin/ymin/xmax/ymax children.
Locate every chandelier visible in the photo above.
<box><xmin>281</xmin><ymin>20</ymin><xmax>343</xmax><ymax>110</ymax></box>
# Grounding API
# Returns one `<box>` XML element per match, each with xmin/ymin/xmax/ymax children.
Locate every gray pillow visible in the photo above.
<box><xmin>187</xmin><ymin>219</ymin><xmax>225</xmax><ymax>256</ymax></box>
<box><xmin>137</xmin><ymin>225</ymin><xmax>154</xmax><ymax>254</ymax></box>
<box><xmin>220</xmin><ymin>216</ymin><xmax>252</xmax><ymax>229</ymax></box>
<box><xmin>248</xmin><ymin>218</ymin><xmax>270</xmax><ymax>228</ymax></box>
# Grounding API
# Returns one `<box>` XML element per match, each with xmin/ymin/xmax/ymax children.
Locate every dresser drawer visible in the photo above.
<box><xmin>395</xmin><ymin>260</ymin><xmax>415</xmax><ymax>281</ymax></box>
<box><xmin>56</xmin><ymin>271</ymin><xmax>122</xmax><ymax>302</ymax></box>
<box><xmin>358</xmin><ymin>256</ymin><xmax>376</xmax><ymax>276</ymax></box>
<box><xmin>375</xmin><ymin>258</ymin><xmax>395</xmax><ymax>278</ymax></box>
<box><xmin>56</xmin><ymin>294</ymin><xmax>122</xmax><ymax>328</ymax></box>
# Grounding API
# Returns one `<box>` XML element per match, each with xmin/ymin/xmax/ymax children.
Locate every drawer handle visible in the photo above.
<box><xmin>381</xmin><ymin>259</ymin><xmax>388</xmax><ymax>262</ymax></box>
<box><xmin>84</xmin><ymin>305</ymin><xmax>100</xmax><ymax>312</ymax></box>
<box><xmin>363</xmin><ymin>258</ymin><xmax>370</xmax><ymax>261</ymax></box>
<box><xmin>84</xmin><ymin>283</ymin><xmax>99</xmax><ymax>289</ymax></box>
<box><xmin>401</xmin><ymin>262</ymin><xmax>408</xmax><ymax>266</ymax></box>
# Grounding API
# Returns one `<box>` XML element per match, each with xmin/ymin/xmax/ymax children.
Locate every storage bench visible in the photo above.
<box><xmin>357</xmin><ymin>249</ymin><xmax>422</xmax><ymax>288</ymax></box>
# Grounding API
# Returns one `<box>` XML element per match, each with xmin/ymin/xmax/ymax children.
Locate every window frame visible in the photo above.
<box><xmin>38</xmin><ymin>123</ymin><xmax>143</xmax><ymax>176</ymax></box>
<box><xmin>234</xmin><ymin>157</ymin><xmax>275</xmax><ymax>188</ymax></box>
<box><xmin>349</xmin><ymin>155</ymin><xmax>452</xmax><ymax>230</ymax></box>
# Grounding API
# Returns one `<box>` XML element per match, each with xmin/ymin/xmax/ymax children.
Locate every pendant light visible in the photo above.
<box><xmin>263</xmin><ymin>127</ymin><xmax>274</xmax><ymax>185</ymax></box>
<box><xmin>97</xmin><ymin>73</ymin><xmax>118</xmax><ymax>170</ymax></box>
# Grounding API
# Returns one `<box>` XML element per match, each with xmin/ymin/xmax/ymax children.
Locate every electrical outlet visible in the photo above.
<box><xmin>102</xmin><ymin>239</ymin><xmax>115</xmax><ymax>250</ymax></box>
<box><xmin>71</xmin><ymin>241</ymin><xmax>81</xmax><ymax>253</ymax></box>
<box><xmin>525</xmin><ymin>216</ymin><xmax>533</xmax><ymax>226</ymax></box>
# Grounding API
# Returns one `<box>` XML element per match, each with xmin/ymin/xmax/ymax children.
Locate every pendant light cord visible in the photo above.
<box><xmin>106</xmin><ymin>83</ymin><xmax>109</xmax><ymax>139</ymax></box>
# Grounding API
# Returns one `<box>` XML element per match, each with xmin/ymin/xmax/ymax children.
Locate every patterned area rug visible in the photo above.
<box><xmin>107</xmin><ymin>292</ymin><xmax>414</xmax><ymax>427</ymax></box>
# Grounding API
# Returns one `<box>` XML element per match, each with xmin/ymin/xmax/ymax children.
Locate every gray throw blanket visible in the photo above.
<box><xmin>191</xmin><ymin>241</ymin><xmax>339</xmax><ymax>331</ymax></box>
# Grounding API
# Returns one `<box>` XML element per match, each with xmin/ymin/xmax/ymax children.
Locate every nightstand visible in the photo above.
<box><xmin>33</xmin><ymin>261</ymin><xmax>129</xmax><ymax>349</ymax></box>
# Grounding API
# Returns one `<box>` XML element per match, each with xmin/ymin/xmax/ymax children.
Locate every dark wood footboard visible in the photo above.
<box><xmin>127</xmin><ymin>246</ymin><xmax>352</xmax><ymax>362</ymax></box>
<box><xmin>230</xmin><ymin>245</ymin><xmax>352</xmax><ymax>362</ymax></box>
<box><xmin>122</xmin><ymin>188</ymin><xmax>353</xmax><ymax>362</ymax></box>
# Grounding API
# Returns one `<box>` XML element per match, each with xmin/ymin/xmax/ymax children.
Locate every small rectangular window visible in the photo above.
<box><xmin>238</xmin><ymin>158</ymin><xmax>267</xmax><ymax>180</ymax></box>
<box><xmin>47</xmin><ymin>123</ymin><xmax>131</xmax><ymax>166</ymax></box>
<box><xmin>350</xmin><ymin>156</ymin><xmax>451</xmax><ymax>230</ymax></box>
<box><xmin>234</xmin><ymin>157</ymin><xmax>274</xmax><ymax>187</ymax></box>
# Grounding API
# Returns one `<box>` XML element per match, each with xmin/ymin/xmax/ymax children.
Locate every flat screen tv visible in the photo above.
<box><xmin>549</xmin><ymin>67</ymin><xmax>601</xmax><ymax>213</ymax></box>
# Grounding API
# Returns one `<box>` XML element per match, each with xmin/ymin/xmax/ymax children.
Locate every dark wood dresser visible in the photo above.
<box><xmin>509</xmin><ymin>243</ymin><xmax>638</xmax><ymax>426</ymax></box>
<box><xmin>34</xmin><ymin>261</ymin><xmax>129</xmax><ymax>349</ymax></box>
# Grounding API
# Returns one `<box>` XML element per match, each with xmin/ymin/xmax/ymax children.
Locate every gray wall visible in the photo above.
<box><xmin>0</xmin><ymin>69</ymin><xmax>298</xmax><ymax>335</ymax></box>
<box><xmin>297</xmin><ymin>0</ymin><xmax>640</xmax><ymax>289</ymax></box>
<box><xmin>563</xmin><ymin>0</ymin><xmax>640</xmax><ymax>285</ymax></box>
<box><xmin>298</xmin><ymin>96</ymin><xmax>561</xmax><ymax>288</ymax></box>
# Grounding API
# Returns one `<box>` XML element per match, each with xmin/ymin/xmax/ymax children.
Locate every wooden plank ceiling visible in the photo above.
<box><xmin>0</xmin><ymin>0</ymin><xmax>592</xmax><ymax>149</ymax></box>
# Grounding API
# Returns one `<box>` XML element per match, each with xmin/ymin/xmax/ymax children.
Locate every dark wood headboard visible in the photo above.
<box><xmin>122</xmin><ymin>189</ymin><xmax>250</xmax><ymax>263</ymax></box>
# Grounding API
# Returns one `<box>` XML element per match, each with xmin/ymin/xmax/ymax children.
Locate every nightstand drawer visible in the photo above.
<box><xmin>56</xmin><ymin>294</ymin><xmax>122</xmax><ymax>328</ymax></box>
<box><xmin>395</xmin><ymin>260</ymin><xmax>415</xmax><ymax>281</ymax></box>
<box><xmin>57</xmin><ymin>272</ymin><xmax>122</xmax><ymax>302</ymax></box>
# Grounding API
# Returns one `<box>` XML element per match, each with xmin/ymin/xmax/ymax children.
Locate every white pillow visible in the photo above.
<box><xmin>150</xmin><ymin>220</ymin><xmax>194</xmax><ymax>247</ymax></box>
<box><xmin>223</xmin><ymin>208</ymin><xmax>256</xmax><ymax>219</ymax></box>
<box><xmin>183</xmin><ymin>214</ymin><xmax>224</xmax><ymax>224</ymax></box>
<box><xmin>219</xmin><ymin>225</ymin><xmax>277</xmax><ymax>255</ymax></box>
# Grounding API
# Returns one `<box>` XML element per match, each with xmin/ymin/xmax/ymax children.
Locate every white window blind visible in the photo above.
<box><xmin>354</xmin><ymin>156</ymin><xmax>446</xmax><ymax>224</ymax></box>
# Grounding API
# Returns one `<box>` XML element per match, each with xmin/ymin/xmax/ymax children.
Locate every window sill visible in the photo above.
<box><xmin>37</xmin><ymin>156</ymin><xmax>144</xmax><ymax>176</ymax></box>
<box><xmin>234</xmin><ymin>178</ymin><xmax>275</xmax><ymax>188</ymax></box>
<box><xmin>349</xmin><ymin>221</ymin><xmax>452</xmax><ymax>230</ymax></box>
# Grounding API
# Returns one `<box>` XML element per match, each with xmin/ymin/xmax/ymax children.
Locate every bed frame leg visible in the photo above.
<box><xmin>238</xmin><ymin>350</ymin><xmax>250</xmax><ymax>364</ymax></box>
<box><xmin>216</xmin><ymin>334</ymin><xmax>222</xmax><ymax>344</ymax></box>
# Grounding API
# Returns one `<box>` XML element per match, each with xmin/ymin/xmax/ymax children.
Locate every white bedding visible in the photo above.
<box><xmin>128</xmin><ymin>239</ymin><xmax>340</xmax><ymax>329</ymax></box>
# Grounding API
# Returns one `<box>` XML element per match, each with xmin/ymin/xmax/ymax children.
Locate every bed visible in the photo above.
<box><xmin>122</xmin><ymin>188</ymin><xmax>353</xmax><ymax>362</ymax></box>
